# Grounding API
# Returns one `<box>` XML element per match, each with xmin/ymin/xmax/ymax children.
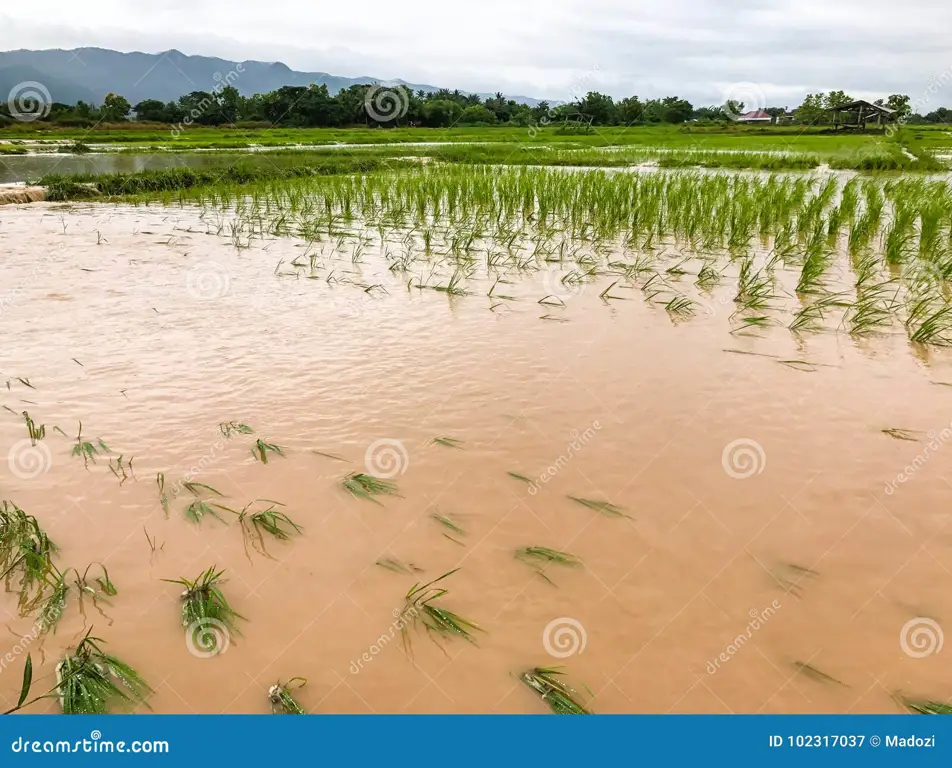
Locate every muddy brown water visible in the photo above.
<box><xmin>2</xmin><ymin>201</ymin><xmax>952</xmax><ymax>714</ymax></box>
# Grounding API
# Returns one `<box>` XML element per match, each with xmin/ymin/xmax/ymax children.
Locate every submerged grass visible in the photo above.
<box><xmin>163</xmin><ymin>566</ymin><xmax>245</xmax><ymax>636</ymax></box>
<box><xmin>400</xmin><ymin>569</ymin><xmax>482</xmax><ymax>654</ymax></box>
<box><xmin>567</xmin><ymin>496</ymin><xmax>629</xmax><ymax>518</ymax></box>
<box><xmin>56</xmin><ymin>629</ymin><xmax>151</xmax><ymax>714</ymax></box>
<box><xmin>342</xmin><ymin>473</ymin><xmax>401</xmax><ymax>504</ymax></box>
<box><xmin>268</xmin><ymin>677</ymin><xmax>308</xmax><ymax>714</ymax></box>
<box><xmin>515</xmin><ymin>547</ymin><xmax>581</xmax><ymax>585</ymax></box>
<box><xmin>520</xmin><ymin>667</ymin><xmax>592</xmax><ymax>714</ymax></box>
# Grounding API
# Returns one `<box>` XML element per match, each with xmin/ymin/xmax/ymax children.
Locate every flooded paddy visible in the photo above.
<box><xmin>2</xmin><ymin>166</ymin><xmax>952</xmax><ymax>714</ymax></box>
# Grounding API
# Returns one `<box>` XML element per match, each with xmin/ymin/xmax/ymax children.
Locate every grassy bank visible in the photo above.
<box><xmin>39</xmin><ymin>157</ymin><xmax>394</xmax><ymax>200</ymax></box>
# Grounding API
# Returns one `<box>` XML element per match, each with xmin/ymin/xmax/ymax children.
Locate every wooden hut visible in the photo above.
<box><xmin>826</xmin><ymin>100</ymin><xmax>895</xmax><ymax>130</ymax></box>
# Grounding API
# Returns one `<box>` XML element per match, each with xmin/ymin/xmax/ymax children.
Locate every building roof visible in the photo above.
<box><xmin>739</xmin><ymin>109</ymin><xmax>772</xmax><ymax>120</ymax></box>
<box><xmin>825</xmin><ymin>99</ymin><xmax>895</xmax><ymax>114</ymax></box>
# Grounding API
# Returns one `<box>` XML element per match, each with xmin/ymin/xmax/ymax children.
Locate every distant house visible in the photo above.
<box><xmin>737</xmin><ymin>109</ymin><xmax>773</xmax><ymax>123</ymax></box>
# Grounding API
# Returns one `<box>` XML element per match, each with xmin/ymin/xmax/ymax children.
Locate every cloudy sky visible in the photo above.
<box><xmin>2</xmin><ymin>0</ymin><xmax>951</xmax><ymax>107</ymax></box>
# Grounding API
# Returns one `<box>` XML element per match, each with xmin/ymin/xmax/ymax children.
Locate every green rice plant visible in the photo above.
<box><xmin>70</xmin><ymin>421</ymin><xmax>108</xmax><ymax>467</ymax></box>
<box><xmin>845</xmin><ymin>282</ymin><xmax>897</xmax><ymax>337</ymax></box>
<box><xmin>400</xmin><ymin>569</ymin><xmax>482</xmax><ymax>654</ymax></box>
<box><xmin>899</xmin><ymin>696</ymin><xmax>952</xmax><ymax>714</ymax></box>
<box><xmin>268</xmin><ymin>677</ymin><xmax>308</xmax><ymax>714</ymax></box>
<box><xmin>520</xmin><ymin>667</ymin><xmax>592</xmax><ymax>714</ymax></box>
<box><xmin>163</xmin><ymin>566</ymin><xmax>245</xmax><ymax>635</ymax></box>
<box><xmin>515</xmin><ymin>547</ymin><xmax>581</xmax><ymax>585</ymax></box>
<box><xmin>430</xmin><ymin>510</ymin><xmax>466</xmax><ymax>545</ymax></box>
<box><xmin>22</xmin><ymin>411</ymin><xmax>45</xmax><ymax>445</ymax></box>
<box><xmin>342</xmin><ymin>472</ymin><xmax>401</xmax><ymax>504</ymax></box>
<box><xmin>56</xmin><ymin>629</ymin><xmax>152</xmax><ymax>714</ymax></box>
<box><xmin>793</xmin><ymin>661</ymin><xmax>848</xmax><ymax>687</ymax></box>
<box><xmin>734</xmin><ymin>257</ymin><xmax>776</xmax><ymax>312</ymax></box>
<box><xmin>220</xmin><ymin>421</ymin><xmax>254</xmax><ymax>439</ymax></box>
<box><xmin>567</xmin><ymin>495</ymin><xmax>628</xmax><ymax>518</ymax></box>
<box><xmin>908</xmin><ymin>301</ymin><xmax>952</xmax><ymax>346</ymax></box>
<box><xmin>232</xmin><ymin>499</ymin><xmax>302</xmax><ymax>556</ymax></box>
<box><xmin>882</xmin><ymin>428</ymin><xmax>920</xmax><ymax>441</ymax></box>
<box><xmin>312</xmin><ymin>449</ymin><xmax>349</xmax><ymax>461</ymax></box>
<box><xmin>664</xmin><ymin>296</ymin><xmax>696</xmax><ymax>318</ymax></box>
<box><xmin>252</xmin><ymin>439</ymin><xmax>286</xmax><ymax>464</ymax></box>
<box><xmin>156</xmin><ymin>473</ymin><xmax>169</xmax><ymax>517</ymax></box>
<box><xmin>183</xmin><ymin>481</ymin><xmax>224</xmax><ymax>497</ymax></box>
<box><xmin>508</xmin><ymin>471</ymin><xmax>533</xmax><ymax>484</ymax></box>
<box><xmin>108</xmin><ymin>455</ymin><xmax>135</xmax><ymax>484</ymax></box>
<box><xmin>431</xmin><ymin>437</ymin><xmax>464</xmax><ymax>449</ymax></box>
<box><xmin>184</xmin><ymin>499</ymin><xmax>230</xmax><ymax>525</ymax></box>
<box><xmin>770</xmin><ymin>562</ymin><xmax>818</xmax><ymax>597</ymax></box>
<box><xmin>0</xmin><ymin>502</ymin><xmax>57</xmax><ymax>613</ymax></box>
<box><xmin>37</xmin><ymin>562</ymin><xmax>118</xmax><ymax>633</ymax></box>
<box><xmin>789</xmin><ymin>293</ymin><xmax>849</xmax><ymax>334</ymax></box>
<box><xmin>375</xmin><ymin>556</ymin><xmax>422</xmax><ymax>574</ymax></box>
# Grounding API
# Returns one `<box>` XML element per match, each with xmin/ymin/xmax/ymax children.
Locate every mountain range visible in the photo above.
<box><xmin>0</xmin><ymin>47</ymin><xmax>546</xmax><ymax>107</ymax></box>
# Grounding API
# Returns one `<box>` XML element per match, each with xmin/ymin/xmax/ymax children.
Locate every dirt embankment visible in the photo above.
<box><xmin>0</xmin><ymin>186</ymin><xmax>46</xmax><ymax>205</ymax></box>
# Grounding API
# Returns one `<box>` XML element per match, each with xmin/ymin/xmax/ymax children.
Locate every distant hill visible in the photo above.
<box><xmin>0</xmin><ymin>48</ymin><xmax>547</xmax><ymax>107</ymax></box>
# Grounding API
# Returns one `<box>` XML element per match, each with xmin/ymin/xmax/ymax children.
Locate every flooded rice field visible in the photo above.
<box><xmin>2</xmin><ymin>166</ymin><xmax>952</xmax><ymax>714</ymax></box>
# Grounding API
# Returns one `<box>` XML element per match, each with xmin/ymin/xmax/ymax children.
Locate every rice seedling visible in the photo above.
<box><xmin>515</xmin><ymin>547</ymin><xmax>581</xmax><ymax>585</ymax></box>
<box><xmin>908</xmin><ymin>302</ymin><xmax>952</xmax><ymax>346</ymax></box>
<box><xmin>882</xmin><ymin>428</ymin><xmax>920</xmax><ymax>442</ymax></box>
<box><xmin>252</xmin><ymin>438</ymin><xmax>285</xmax><ymax>464</ymax></box>
<box><xmin>156</xmin><ymin>473</ymin><xmax>169</xmax><ymax>517</ymax></box>
<box><xmin>792</xmin><ymin>661</ymin><xmax>848</xmax><ymax>687</ymax></box>
<box><xmin>567</xmin><ymin>495</ymin><xmax>628</xmax><ymax>518</ymax></box>
<box><xmin>400</xmin><ymin>569</ymin><xmax>482</xmax><ymax>653</ymax></box>
<box><xmin>430</xmin><ymin>510</ymin><xmax>466</xmax><ymax>545</ymax></box>
<box><xmin>22</xmin><ymin>411</ymin><xmax>45</xmax><ymax>445</ymax></box>
<box><xmin>108</xmin><ymin>455</ymin><xmax>135</xmax><ymax>484</ymax></box>
<box><xmin>268</xmin><ymin>677</ymin><xmax>308</xmax><ymax>714</ymax></box>
<box><xmin>0</xmin><ymin>501</ymin><xmax>57</xmax><ymax>612</ymax></box>
<box><xmin>375</xmin><ymin>556</ymin><xmax>422</xmax><ymax>574</ymax></box>
<box><xmin>36</xmin><ymin>562</ymin><xmax>118</xmax><ymax>633</ymax></box>
<box><xmin>70</xmin><ymin>421</ymin><xmax>108</xmax><ymax>467</ymax></box>
<box><xmin>220</xmin><ymin>421</ymin><xmax>254</xmax><ymax>438</ymax></box>
<box><xmin>184</xmin><ymin>499</ymin><xmax>231</xmax><ymax>525</ymax></box>
<box><xmin>508</xmin><ymin>471</ymin><xmax>533</xmax><ymax>484</ymax></box>
<box><xmin>231</xmin><ymin>499</ymin><xmax>302</xmax><ymax>556</ymax></box>
<box><xmin>898</xmin><ymin>696</ymin><xmax>952</xmax><ymax>715</ymax></box>
<box><xmin>183</xmin><ymin>481</ymin><xmax>224</xmax><ymax>497</ymax></box>
<box><xmin>664</xmin><ymin>295</ymin><xmax>696</xmax><ymax>318</ymax></box>
<box><xmin>56</xmin><ymin>629</ymin><xmax>152</xmax><ymax>714</ymax></box>
<box><xmin>520</xmin><ymin>667</ymin><xmax>592</xmax><ymax>714</ymax></box>
<box><xmin>312</xmin><ymin>449</ymin><xmax>348</xmax><ymax>461</ymax></box>
<box><xmin>431</xmin><ymin>436</ymin><xmax>464</xmax><ymax>449</ymax></box>
<box><xmin>342</xmin><ymin>472</ymin><xmax>401</xmax><ymax>504</ymax></box>
<box><xmin>163</xmin><ymin>566</ymin><xmax>245</xmax><ymax>636</ymax></box>
<box><xmin>769</xmin><ymin>562</ymin><xmax>818</xmax><ymax>596</ymax></box>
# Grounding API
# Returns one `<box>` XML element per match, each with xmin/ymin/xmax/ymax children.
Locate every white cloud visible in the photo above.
<box><xmin>1</xmin><ymin>0</ymin><xmax>951</xmax><ymax>105</ymax></box>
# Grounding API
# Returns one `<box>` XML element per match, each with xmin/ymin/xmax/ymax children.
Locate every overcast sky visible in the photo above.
<box><xmin>2</xmin><ymin>1</ymin><xmax>952</xmax><ymax>107</ymax></box>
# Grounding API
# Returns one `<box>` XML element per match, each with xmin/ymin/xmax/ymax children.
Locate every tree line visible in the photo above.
<box><xmin>1</xmin><ymin>83</ymin><xmax>947</xmax><ymax>129</ymax></box>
